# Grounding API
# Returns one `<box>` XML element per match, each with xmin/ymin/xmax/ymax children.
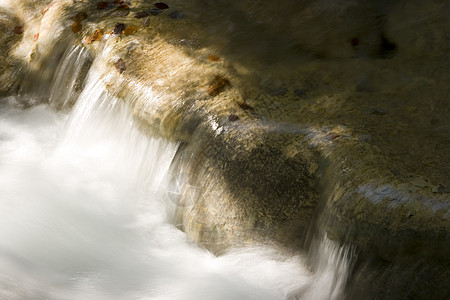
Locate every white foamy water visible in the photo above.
<box><xmin>0</xmin><ymin>44</ymin><xmax>352</xmax><ymax>299</ymax></box>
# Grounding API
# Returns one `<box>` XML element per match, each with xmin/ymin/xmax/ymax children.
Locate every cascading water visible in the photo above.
<box><xmin>0</xmin><ymin>43</ymin><xmax>354</xmax><ymax>299</ymax></box>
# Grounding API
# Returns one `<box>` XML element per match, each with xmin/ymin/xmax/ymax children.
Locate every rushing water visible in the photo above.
<box><xmin>0</xmin><ymin>45</ymin><xmax>353</xmax><ymax>299</ymax></box>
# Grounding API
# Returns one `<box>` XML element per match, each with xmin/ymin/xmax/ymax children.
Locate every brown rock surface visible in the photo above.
<box><xmin>0</xmin><ymin>0</ymin><xmax>448</xmax><ymax>298</ymax></box>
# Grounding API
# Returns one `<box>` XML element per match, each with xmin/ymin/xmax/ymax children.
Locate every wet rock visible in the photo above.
<box><xmin>113</xmin><ymin>23</ymin><xmax>126</xmax><ymax>35</ymax></box>
<box><xmin>238</xmin><ymin>102</ymin><xmax>253</xmax><ymax>111</ymax></box>
<box><xmin>207</xmin><ymin>75</ymin><xmax>230</xmax><ymax>96</ymax></box>
<box><xmin>357</xmin><ymin>134</ymin><xmax>372</xmax><ymax>143</ymax></box>
<box><xmin>134</xmin><ymin>11</ymin><xmax>149</xmax><ymax>19</ymax></box>
<box><xmin>350</xmin><ymin>37</ymin><xmax>360</xmax><ymax>49</ymax></box>
<box><xmin>168</xmin><ymin>11</ymin><xmax>185</xmax><ymax>20</ymax></box>
<box><xmin>356</xmin><ymin>78</ymin><xmax>372</xmax><ymax>92</ymax></box>
<box><xmin>269</xmin><ymin>87</ymin><xmax>288</xmax><ymax>97</ymax></box>
<box><xmin>370</xmin><ymin>106</ymin><xmax>389</xmax><ymax>115</ymax></box>
<box><xmin>293</xmin><ymin>88</ymin><xmax>307</xmax><ymax>98</ymax></box>
<box><xmin>207</xmin><ymin>55</ymin><xmax>220</xmax><ymax>62</ymax></box>
<box><xmin>228</xmin><ymin>114</ymin><xmax>239</xmax><ymax>122</ymax></box>
<box><xmin>154</xmin><ymin>3</ymin><xmax>169</xmax><ymax>10</ymax></box>
<box><xmin>97</xmin><ymin>2</ymin><xmax>110</xmax><ymax>10</ymax></box>
<box><xmin>114</xmin><ymin>58</ymin><xmax>126</xmax><ymax>74</ymax></box>
<box><xmin>41</xmin><ymin>3</ymin><xmax>54</xmax><ymax>15</ymax></box>
<box><xmin>111</xmin><ymin>5</ymin><xmax>130</xmax><ymax>17</ymax></box>
<box><xmin>379</xmin><ymin>34</ymin><xmax>397</xmax><ymax>59</ymax></box>
<box><xmin>13</xmin><ymin>26</ymin><xmax>24</xmax><ymax>34</ymax></box>
<box><xmin>324</xmin><ymin>132</ymin><xmax>340</xmax><ymax>141</ymax></box>
<box><xmin>141</xmin><ymin>16</ymin><xmax>151</xmax><ymax>27</ymax></box>
<box><xmin>437</xmin><ymin>185</ymin><xmax>450</xmax><ymax>194</ymax></box>
<box><xmin>83</xmin><ymin>29</ymin><xmax>103</xmax><ymax>44</ymax></box>
<box><xmin>410</xmin><ymin>177</ymin><xmax>428</xmax><ymax>188</ymax></box>
<box><xmin>430</xmin><ymin>118</ymin><xmax>440</xmax><ymax>126</ymax></box>
<box><xmin>73</xmin><ymin>12</ymin><xmax>88</xmax><ymax>22</ymax></box>
<box><xmin>9</xmin><ymin>1</ymin><xmax>448</xmax><ymax>298</ymax></box>
<box><xmin>71</xmin><ymin>21</ymin><xmax>82</xmax><ymax>33</ymax></box>
<box><xmin>122</xmin><ymin>26</ymin><xmax>137</xmax><ymax>35</ymax></box>
<box><xmin>146</xmin><ymin>8</ymin><xmax>162</xmax><ymax>16</ymax></box>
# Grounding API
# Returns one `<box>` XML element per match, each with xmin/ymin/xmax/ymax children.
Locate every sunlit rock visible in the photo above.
<box><xmin>1</xmin><ymin>0</ymin><xmax>448</xmax><ymax>298</ymax></box>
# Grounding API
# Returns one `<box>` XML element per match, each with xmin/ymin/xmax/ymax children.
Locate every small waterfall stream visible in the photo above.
<box><xmin>0</xmin><ymin>43</ymin><xmax>354</xmax><ymax>299</ymax></box>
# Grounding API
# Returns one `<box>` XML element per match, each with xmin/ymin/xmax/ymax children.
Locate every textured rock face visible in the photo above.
<box><xmin>0</xmin><ymin>6</ymin><xmax>23</xmax><ymax>95</ymax></box>
<box><xmin>0</xmin><ymin>0</ymin><xmax>449</xmax><ymax>298</ymax></box>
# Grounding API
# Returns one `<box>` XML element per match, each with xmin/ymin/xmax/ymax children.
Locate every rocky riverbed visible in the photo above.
<box><xmin>0</xmin><ymin>0</ymin><xmax>448</xmax><ymax>298</ymax></box>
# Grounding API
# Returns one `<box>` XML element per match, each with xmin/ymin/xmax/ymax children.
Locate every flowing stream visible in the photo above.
<box><xmin>0</xmin><ymin>45</ymin><xmax>353</xmax><ymax>299</ymax></box>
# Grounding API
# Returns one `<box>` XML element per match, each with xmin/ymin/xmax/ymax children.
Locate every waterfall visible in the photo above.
<box><xmin>0</xmin><ymin>40</ymin><xmax>355</xmax><ymax>300</ymax></box>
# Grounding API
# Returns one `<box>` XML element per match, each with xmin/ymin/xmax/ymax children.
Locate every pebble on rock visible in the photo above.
<box><xmin>97</xmin><ymin>2</ymin><xmax>109</xmax><ymax>9</ymax></box>
<box><xmin>114</xmin><ymin>58</ymin><xmax>126</xmax><ymax>74</ymax></box>
<box><xmin>83</xmin><ymin>29</ymin><xmax>103</xmax><ymax>44</ymax></box>
<box><xmin>111</xmin><ymin>5</ymin><xmax>130</xmax><ymax>17</ymax></box>
<box><xmin>71</xmin><ymin>22</ymin><xmax>82</xmax><ymax>33</ymax></box>
<box><xmin>238</xmin><ymin>102</ymin><xmax>253</xmax><ymax>111</ymax></box>
<box><xmin>155</xmin><ymin>2</ymin><xmax>169</xmax><ymax>10</ymax></box>
<box><xmin>208</xmin><ymin>55</ymin><xmax>220</xmax><ymax>62</ymax></box>
<box><xmin>122</xmin><ymin>26</ymin><xmax>137</xmax><ymax>35</ymax></box>
<box><xmin>207</xmin><ymin>75</ymin><xmax>230</xmax><ymax>96</ymax></box>
<box><xmin>113</xmin><ymin>23</ymin><xmax>126</xmax><ymax>35</ymax></box>
<box><xmin>13</xmin><ymin>26</ymin><xmax>24</xmax><ymax>34</ymax></box>
<box><xmin>73</xmin><ymin>12</ymin><xmax>88</xmax><ymax>22</ymax></box>
<box><xmin>134</xmin><ymin>11</ymin><xmax>149</xmax><ymax>19</ymax></box>
<box><xmin>228</xmin><ymin>114</ymin><xmax>239</xmax><ymax>122</ymax></box>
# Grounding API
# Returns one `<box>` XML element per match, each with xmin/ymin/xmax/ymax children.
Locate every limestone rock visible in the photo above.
<box><xmin>1</xmin><ymin>0</ymin><xmax>449</xmax><ymax>298</ymax></box>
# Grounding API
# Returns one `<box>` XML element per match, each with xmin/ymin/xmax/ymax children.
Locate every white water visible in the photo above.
<box><xmin>0</xmin><ymin>46</ymin><xmax>352</xmax><ymax>299</ymax></box>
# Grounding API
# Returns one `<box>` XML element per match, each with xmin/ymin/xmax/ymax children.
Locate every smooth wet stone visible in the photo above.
<box><xmin>113</xmin><ymin>23</ymin><xmax>126</xmax><ymax>35</ymax></box>
<box><xmin>155</xmin><ymin>3</ymin><xmax>169</xmax><ymax>10</ymax></box>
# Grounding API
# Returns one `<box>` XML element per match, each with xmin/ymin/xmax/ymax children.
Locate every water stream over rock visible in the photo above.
<box><xmin>0</xmin><ymin>44</ymin><xmax>352</xmax><ymax>300</ymax></box>
<box><xmin>0</xmin><ymin>1</ymin><xmax>448</xmax><ymax>299</ymax></box>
